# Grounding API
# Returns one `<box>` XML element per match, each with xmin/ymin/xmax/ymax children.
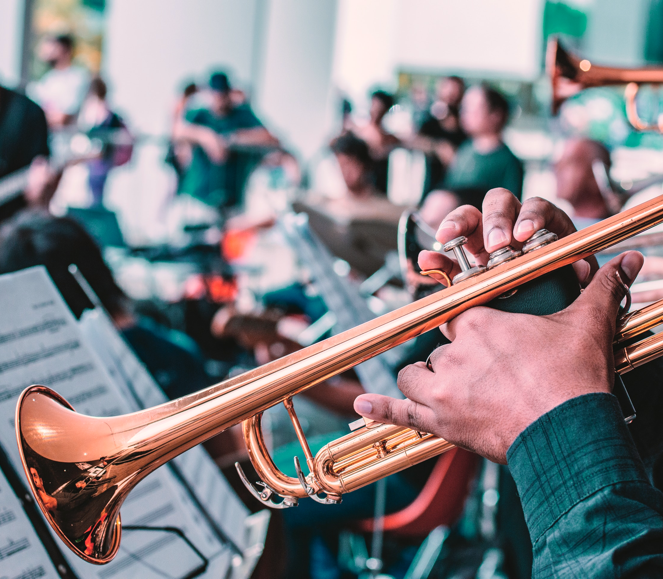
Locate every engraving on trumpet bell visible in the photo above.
<box><xmin>444</xmin><ymin>236</ymin><xmax>486</xmax><ymax>284</ymax></box>
<box><xmin>487</xmin><ymin>246</ymin><xmax>522</xmax><ymax>269</ymax></box>
<box><xmin>522</xmin><ymin>229</ymin><xmax>558</xmax><ymax>254</ymax></box>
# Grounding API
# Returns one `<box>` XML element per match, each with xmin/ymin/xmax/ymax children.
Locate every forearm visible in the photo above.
<box><xmin>507</xmin><ymin>393</ymin><xmax>663</xmax><ymax>577</ymax></box>
<box><xmin>228</xmin><ymin>128</ymin><xmax>279</xmax><ymax>148</ymax></box>
<box><xmin>172</xmin><ymin>121</ymin><xmax>206</xmax><ymax>145</ymax></box>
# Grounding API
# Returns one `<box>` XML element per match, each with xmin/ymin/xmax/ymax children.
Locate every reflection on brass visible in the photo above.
<box><xmin>16</xmin><ymin>194</ymin><xmax>663</xmax><ymax>564</ymax></box>
<box><xmin>420</xmin><ymin>269</ymin><xmax>452</xmax><ymax>288</ymax></box>
<box><xmin>548</xmin><ymin>37</ymin><xmax>663</xmax><ymax>131</ymax></box>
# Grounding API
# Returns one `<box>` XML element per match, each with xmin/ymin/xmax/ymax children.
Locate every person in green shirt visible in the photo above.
<box><xmin>174</xmin><ymin>72</ymin><xmax>279</xmax><ymax>210</ymax></box>
<box><xmin>430</xmin><ymin>84</ymin><xmax>524</xmax><ymax>207</ymax></box>
<box><xmin>353</xmin><ymin>189</ymin><xmax>663</xmax><ymax>576</ymax></box>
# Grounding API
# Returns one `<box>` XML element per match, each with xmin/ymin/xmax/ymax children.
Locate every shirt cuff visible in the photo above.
<box><xmin>506</xmin><ymin>392</ymin><xmax>649</xmax><ymax>544</ymax></box>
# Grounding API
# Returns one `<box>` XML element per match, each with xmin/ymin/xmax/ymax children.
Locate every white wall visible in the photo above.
<box><xmin>0</xmin><ymin>0</ymin><xmax>24</xmax><ymax>87</ymax></box>
<box><xmin>332</xmin><ymin>0</ymin><xmax>545</xmax><ymax>108</ymax></box>
<box><xmin>332</xmin><ymin>0</ymin><xmax>399</xmax><ymax>105</ymax></box>
<box><xmin>255</xmin><ymin>0</ymin><xmax>339</xmax><ymax>159</ymax></box>
<box><xmin>584</xmin><ymin>0</ymin><xmax>650</xmax><ymax>65</ymax></box>
<box><xmin>393</xmin><ymin>0</ymin><xmax>544</xmax><ymax>78</ymax></box>
<box><xmin>104</xmin><ymin>0</ymin><xmax>260</xmax><ymax>136</ymax></box>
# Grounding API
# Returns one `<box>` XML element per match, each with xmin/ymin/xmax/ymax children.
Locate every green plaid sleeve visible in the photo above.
<box><xmin>507</xmin><ymin>393</ymin><xmax>663</xmax><ymax>578</ymax></box>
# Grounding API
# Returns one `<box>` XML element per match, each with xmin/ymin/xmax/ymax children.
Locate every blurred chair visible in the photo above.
<box><xmin>359</xmin><ymin>448</ymin><xmax>479</xmax><ymax>537</ymax></box>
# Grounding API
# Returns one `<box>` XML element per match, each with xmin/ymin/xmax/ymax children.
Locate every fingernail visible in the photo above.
<box><xmin>575</xmin><ymin>259</ymin><xmax>591</xmax><ymax>284</ymax></box>
<box><xmin>621</xmin><ymin>251</ymin><xmax>644</xmax><ymax>284</ymax></box>
<box><xmin>439</xmin><ymin>220</ymin><xmax>458</xmax><ymax>231</ymax></box>
<box><xmin>515</xmin><ymin>219</ymin><xmax>535</xmax><ymax>238</ymax></box>
<box><xmin>487</xmin><ymin>228</ymin><xmax>507</xmax><ymax>250</ymax></box>
<box><xmin>354</xmin><ymin>399</ymin><xmax>372</xmax><ymax>415</ymax></box>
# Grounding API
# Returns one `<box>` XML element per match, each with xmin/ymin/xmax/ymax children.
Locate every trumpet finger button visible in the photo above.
<box><xmin>487</xmin><ymin>246</ymin><xmax>522</xmax><ymax>269</ymax></box>
<box><xmin>443</xmin><ymin>235</ymin><xmax>486</xmax><ymax>283</ymax></box>
<box><xmin>452</xmin><ymin>265</ymin><xmax>486</xmax><ymax>284</ymax></box>
<box><xmin>522</xmin><ymin>229</ymin><xmax>558</xmax><ymax>253</ymax></box>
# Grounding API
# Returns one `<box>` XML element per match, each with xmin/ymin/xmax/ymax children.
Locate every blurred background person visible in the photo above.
<box><xmin>166</xmin><ymin>81</ymin><xmax>199</xmax><ymax>188</ymax></box>
<box><xmin>352</xmin><ymin>89</ymin><xmax>400</xmax><ymax>195</ymax></box>
<box><xmin>430</xmin><ymin>84</ymin><xmax>523</xmax><ymax>208</ymax></box>
<box><xmin>0</xmin><ymin>83</ymin><xmax>60</xmax><ymax>221</ymax></box>
<box><xmin>554</xmin><ymin>137</ymin><xmax>612</xmax><ymax>228</ymax></box>
<box><xmin>173</xmin><ymin>71</ymin><xmax>280</xmax><ymax>213</ymax></box>
<box><xmin>415</xmin><ymin>76</ymin><xmax>468</xmax><ymax>196</ymax></box>
<box><xmin>77</xmin><ymin>76</ymin><xmax>133</xmax><ymax>207</ymax></box>
<box><xmin>321</xmin><ymin>132</ymin><xmax>403</xmax><ymax>221</ymax></box>
<box><xmin>0</xmin><ymin>210</ymin><xmax>211</xmax><ymax>400</ymax></box>
<box><xmin>28</xmin><ymin>33</ymin><xmax>90</xmax><ymax>129</ymax></box>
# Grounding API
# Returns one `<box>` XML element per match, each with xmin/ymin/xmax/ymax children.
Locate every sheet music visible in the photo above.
<box><xmin>0</xmin><ymin>267</ymin><xmax>233</xmax><ymax>578</ymax></box>
<box><xmin>0</xmin><ymin>465</ymin><xmax>60</xmax><ymax>579</ymax></box>
<box><xmin>78</xmin><ymin>308</ymin><xmax>250</xmax><ymax>550</ymax></box>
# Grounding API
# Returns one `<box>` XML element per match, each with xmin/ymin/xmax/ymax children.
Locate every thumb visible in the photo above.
<box><xmin>570</xmin><ymin>251</ymin><xmax>644</xmax><ymax>325</ymax></box>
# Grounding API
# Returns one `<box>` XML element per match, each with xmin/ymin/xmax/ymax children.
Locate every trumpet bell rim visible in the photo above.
<box><xmin>15</xmin><ymin>385</ymin><xmax>122</xmax><ymax>565</ymax></box>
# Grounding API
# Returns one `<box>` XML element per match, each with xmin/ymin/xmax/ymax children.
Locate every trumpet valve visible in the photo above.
<box><xmin>373</xmin><ymin>440</ymin><xmax>389</xmax><ymax>459</ymax></box>
<box><xmin>444</xmin><ymin>236</ymin><xmax>486</xmax><ymax>284</ymax></box>
<box><xmin>487</xmin><ymin>246</ymin><xmax>522</xmax><ymax>269</ymax></box>
<box><xmin>522</xmin><ymin>229</ymin><xmax>558</xmax><ymax>253</ymax></box>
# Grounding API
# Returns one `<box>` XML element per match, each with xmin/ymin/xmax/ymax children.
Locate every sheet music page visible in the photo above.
<box><xmin>78</xmin><ymin>308</ymin><xmax>250</xmax><ymax>550</ymax></box>
<box><xmin>0</xmin><ymin>267</ymin><xmax>232</xmax><ymax>578</ymax></box>
<box><xmin>0</xmin><ymin>463</ymin><xmax>60</xmax><ymax>579</ymax></box>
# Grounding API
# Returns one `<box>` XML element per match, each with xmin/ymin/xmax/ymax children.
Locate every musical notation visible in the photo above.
<box><xmin>0</xmin><ymin>537</ymin><xmax>29</xmax><ymax>560</ymax></box>
<box><xmin>7</xmin><ymin>566</ymin><xmax>48</xmax><ymax>579</ymax></box>
<box><xmin>0</xmin><ymin>507</ymin><xmax>17</xmax><ymax>527</ymax></box>
<box><xmin>0</xmin><ymin>465</ymin><xmax>60</xmax><ymax>578</ymax></box>
<box><xmin>0</xmin><ymin>267</ymin><xmax>244</xmax><ymax>577</ymax></box>
<box><xmin>79</xmin><ymin>307</ymin><xmax>251</xmax><ymax>551</ymax></box>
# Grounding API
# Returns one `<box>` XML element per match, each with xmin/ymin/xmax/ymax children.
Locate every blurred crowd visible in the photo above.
<box><xmin>3</xmin><ymin>30</ymin><xmax>663</xmax><ymax>579</ymax></box>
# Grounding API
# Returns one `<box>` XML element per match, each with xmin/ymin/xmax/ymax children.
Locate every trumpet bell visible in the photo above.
<box><xmin>16</xmin><ymin>386</ymin><xmax>123</xmax><ymax>564</ymax></box>
<box><xmin>548</xmin><ymin>37</ymin><xmax>663</xmax><ymax>130</ymax></box>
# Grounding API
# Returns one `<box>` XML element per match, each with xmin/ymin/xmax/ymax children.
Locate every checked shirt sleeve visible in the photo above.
<box><xmin>506</xmin><ymin>393</ymin><xmax>663</xmax><ymax>578</ymax></box>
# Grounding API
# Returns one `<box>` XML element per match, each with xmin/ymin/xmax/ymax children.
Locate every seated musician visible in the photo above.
<box><xmin>173</xmin><ymin>71</ymin><xmax>280</xmax><ymax>210</ymax></box>
<box><xmin>555</xmin><ymin>137</ymin><xmax>612</xmax><ymax>228</ymax></box>
<box><xmin>415</xmin><ymin>76</ymin><xmax>468</xmax><ymax>196</ymax></box>
<box><xmin>428</xmin><ymin>84</ymin><xmax>524</xmax><ymax>208</ymax></box>
<box><xmin>351</xmin><ymin>90</ymin><xmax>400</xmax><ymax>194</ymax></box>
<box><xmin>354</xmin><ymin>188</ymin><xmax>663</xmax><ymax>575</ymax></box>
<box><xmin>318</xmin><ymin>131</ymin><xmax>404</xmax><ymax>222</ymax></box>
<box><xmin>0</xmin><ymin>84</ymin><xmax>60</xmax><ymax>221</ymax></box>
<box><xmin>0</xmin><ymin>210</ymin><xmax>211</xmax><ymax>400</ymax></box>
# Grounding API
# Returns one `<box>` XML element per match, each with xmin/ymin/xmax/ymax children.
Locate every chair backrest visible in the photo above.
<box><xmin>359</xmin><ymin>448</ymin><xmax>479</xmax><ymax>538</ymax></box>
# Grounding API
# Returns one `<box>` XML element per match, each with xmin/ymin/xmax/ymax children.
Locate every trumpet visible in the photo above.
<box><xmin>16</xmin><ymin>195</ymin><xmax>663</xmax><ymax>564</ymax></box>
<box><xmin>547</xmin><ymin>37</ymin><xmax>663</xmax><ymax>131</ymax></box>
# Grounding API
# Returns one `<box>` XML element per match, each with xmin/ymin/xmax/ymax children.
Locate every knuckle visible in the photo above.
<box><xmin>405</xmin><ymin>401</ymin><xmax>420</xmax><ymax>427</ymax></box>
<box><xmin>520</xmin><ymin>196</ymin><xmax>549</xmax><ymax>218</ymax></box>
<box><xmin>484</xmin><ymin>208</ymin><xmax>510</xmax><ymax>223</ymax></box>
<box><xmin>396</xmin><ymin>366</ymin><xmax>412</xmax><ymax>389</ymax></box>
<box><xmin>484</xmin><ymin>188</ymin><xmax>513</xmax><ymax>205</ymax></box>
<box><xmin>455</xmin><ymin>308</ymin><xmax>487</xmax><ymax>333</ymax></box>
<box><xmin>598</xmin><ymin>271</ymin><xmax>625</xmax><ymax>302</ymax></box>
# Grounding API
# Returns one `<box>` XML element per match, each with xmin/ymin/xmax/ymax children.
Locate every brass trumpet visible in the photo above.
<box><xmin>548</xmin><ymin>37</ymin><xmax>663</xmax><ymax>131</ymax></box>
<box><xmin>16</xmin><ymin>195</ymin><xmax>663</xmax><ymax>564</ymax></box>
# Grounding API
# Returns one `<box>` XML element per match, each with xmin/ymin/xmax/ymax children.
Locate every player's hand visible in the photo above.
<box><xmin>25</xmin><ymin>156</ymin><xmax>61</xmax><ymax>209</ymax></box>
<box><xmin>353</xmin><ymin>251</ymin><xmax>643</xmax><ymax>464</ymax></box>
<box><xmin>419</xmin><ymin>188</ymin><xmax>597</xmax><ymax>287</ymax></box>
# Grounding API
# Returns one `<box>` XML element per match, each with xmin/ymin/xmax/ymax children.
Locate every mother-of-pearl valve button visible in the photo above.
<box><xmin>444</xmin><ymin>236</ymin><xmax>486</xmax><ymax>284</ymax></box>
<box><xmin>487</xmin><ymin>246</ymin><xmax>522</xmax><ymax>269</ymax></box>
<box><xmin>522</xmin><ymin>229</ymin><xmax>558</xmax><ymax>253</ymax></box>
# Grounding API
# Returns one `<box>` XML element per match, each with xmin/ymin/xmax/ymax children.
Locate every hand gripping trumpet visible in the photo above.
<box><xmin>16</xmin><ymin>195</ymin><xmax>663</xmax><ymax>564</ymax></box>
